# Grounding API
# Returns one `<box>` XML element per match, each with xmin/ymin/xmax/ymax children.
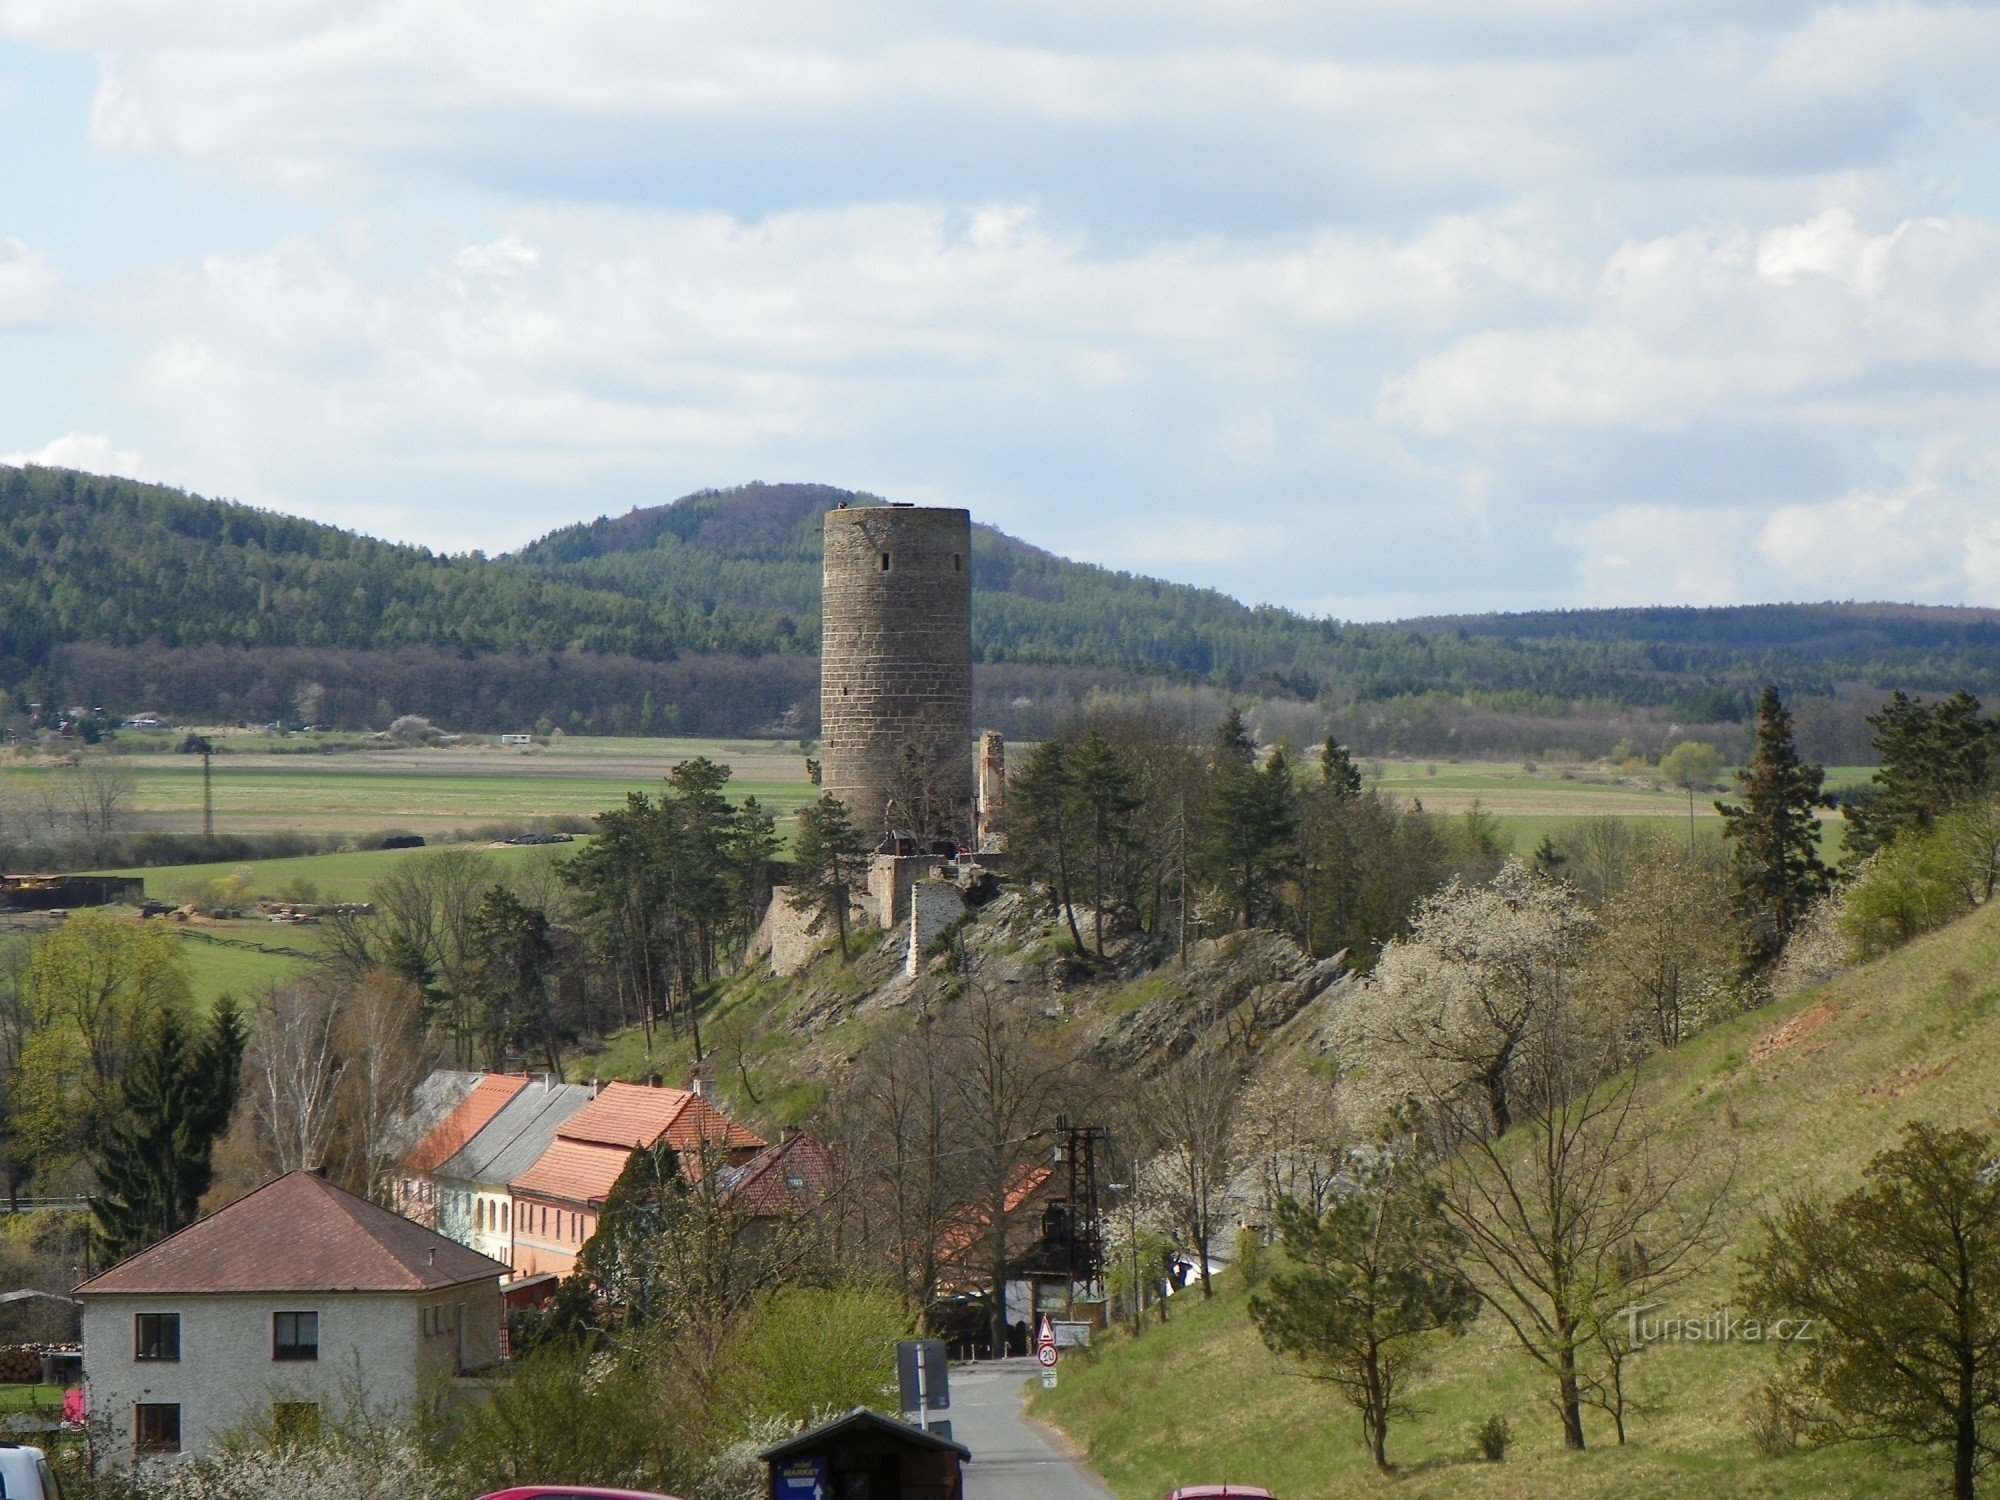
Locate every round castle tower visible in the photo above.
<box><xmin>820</xmin><ymin>504</ymin><xmax>974</xmax><ymax>844</ymax></box>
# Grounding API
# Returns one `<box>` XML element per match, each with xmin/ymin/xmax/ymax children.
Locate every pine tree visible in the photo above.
<box><xmin>466</xmin><ymin>886</ymin><xmax>560</xmax><ymax>1071</ymax></box>
<box><xmin>91</xmin><ymin>1001</ymin><xmax>246</xmax><ymax>1262</ymax></box>
<box><xmin>1204</xmin><ymin>715</ymin><xmax>1296</xmax><ymax>930</ymax></box>
<box><xmin>788</xmin><ymin>794</ymin><xmax>869</xmax><ymax>961</ymax></box>
<box><xmin>1008</xmin><ymin>739</ymin><xmax>1086</xmax><ymax>952</ymax></box>
<box><xmin>1320</xmin><ymin>736</ymin><xmax>1363</xmax><ymax>800</ymax></box>
<box><xmin>1718</xmin><ymin>686</ymin><xmax>1833</xmax><ymax>968</ymax></box>
<box><xmin>1069</xmin><ymin>729</ymin><xmax>1141</xmax><ymax>956</ymax></box>
<box><xmin>1844</xmin><ymin>691</ymin><xmax>1999</xmax><ymax>861</ymax></box>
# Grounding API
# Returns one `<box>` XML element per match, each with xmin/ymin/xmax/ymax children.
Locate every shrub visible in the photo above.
<box><xmin>1740</xmin><ymin>1382</ymin><xmax>1799</xmax><ymax>1458</ymax></box>
<box><xmin>1474</xmin><ymin>1413</ymin><xmax>1512</xmax><ymax>1462</ymax></box>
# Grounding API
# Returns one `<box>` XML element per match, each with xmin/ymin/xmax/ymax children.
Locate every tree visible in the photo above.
<box><xmin>1343</xmin><ymin>861</ymin><xmax>1593</xmax><ymax>1138</ymax></box>
<box><xmin>1068</xmin><ymin>730</ymin><xmax>1141</xmax><ymax>956</ymax></box>
<box><xmin>1203</xmin><ymin>713</ymin><xmax>1295</xmax><ymax>930</ymax></box>
<box><xmin>1250</xmin><ymin>1153</ymin><xmax>1477</xmax><ymax>1471</ymax></box>
<box><xmin>1232</xmin><ymin>1058</ymin><xmax>1350</xmax><ymax>1222</ymax></box>
<box><xmin>1320</xmin><ymin>736</ymin><xmax>1363</xmax><ymax>800</ymax></box>
<box><xmin>1658</xmin><ymin>740</ymin><xmax>1725</xmax><ymax>848</ymax></box>
<box><xmin>1844</xmin><ymin>691</ymin><xmax>2000</xmax><ymax>861</ymax></box>
<box><xmin>1744</xmin><ymin>1122</ymin><xmax>2000</xmax><ymax>1500</ymax></box>
<box><xmin>465</xmin><ymin>885</ymin><xmax>564</xmax><ymax>1073</ymax></box>
<box><xmin>244</xmin><ymin>979</ymin><xmax>347</xmax><ymax>1176</ymax></box>
<box><xmin>1589</xmin><ymin>843</ymin><xmax>1743</xmax><ymax>1051</ymax></box>
<box><xmin>1140</xmin><ymin>1049</ymin><xmax>1243</xmax><ymax>1299</ymax></box>
<box><xmin>92</xmin><ymin>999</ymin><xmax>246</xmax><ymax>1260</ymax></box>
<box><xmin>787</xmin><ymin>794</ymin><xmax>868</xmax><ymax>962</ymax></box>
<box><xmin>1435</xmin><ymin>1056</ymin><xmax>1729</xmax><ymax>1451</ymax></box>
<box><xmin>1007</xmin><ymin>738</ymin><xmax>1086</xmax><ymax>952</ymax></box>
<box><xmin>1718</xmin><ymin>687</ymin><xmax>1833</xmax><ymax>969</ymax></box>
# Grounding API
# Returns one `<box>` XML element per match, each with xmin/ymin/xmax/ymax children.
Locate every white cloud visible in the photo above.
<box><xmin>1</xmin><ymin>431</ymin><xmax>147</xmax><ymax>474</ymax></box>
<box><xmin>0</xmin><ymin>238</ymin><xmax>60</xmax><ymax>326</ymax></box>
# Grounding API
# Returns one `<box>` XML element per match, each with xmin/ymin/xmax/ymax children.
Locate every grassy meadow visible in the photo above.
<box><xmin>1032</xmin><ymin>898</ymin><xmax>2000</xmax><ymax>1499</ymax></box>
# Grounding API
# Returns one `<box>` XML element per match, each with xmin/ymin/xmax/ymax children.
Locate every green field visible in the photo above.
<box><xmin>3</xmin><ymin>734</ymin><xmax>818</xmax><ymax>837</ymax></box>
<box><xmin>97</xmin><ymin>840</ymin><xmax>580</xmax><ymax>903</ymax></box>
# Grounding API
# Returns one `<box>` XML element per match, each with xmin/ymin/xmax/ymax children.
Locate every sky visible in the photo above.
<box><xmin>2</xmin><ymin>2</ymin><xmax>1998</xmax><ymax>621</ymax></box>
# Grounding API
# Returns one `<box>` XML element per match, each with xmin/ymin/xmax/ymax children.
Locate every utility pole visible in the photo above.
<box><xmin>1053</xmin><ymin>1116</ymin><xmax>1106</xmax><ymax>1314</ymax></box>
<box><xmin>180</xmin><ymin>734</ymin><xmax>214</xmax><ymax>839</ymax></box>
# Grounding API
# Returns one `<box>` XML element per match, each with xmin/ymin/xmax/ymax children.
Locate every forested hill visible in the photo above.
<box><xmin>5</xmin><ymin>465</ymin><xmax>2000</xmax><ymax>751</ymax></box>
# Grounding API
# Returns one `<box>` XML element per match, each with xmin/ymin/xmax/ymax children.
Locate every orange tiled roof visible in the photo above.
<box><xmin>76</xmin><ymin>1172</ymin><xmax>506</xmax><ymax>1296</ymax></box>
<box><xmin>404</xmin><ymin>1073</ymin><xmax>529</xmax><ymax>1174</ymax></box>
<box><xmin>509</xmin><ymin>1138</ymin><xmax>632</xmax><ymax>1206</ymax></box>
<box><xmin>559</xmin><ymin>1082</ymin><xmax>764</xmax><ymax>1153</ymax></box>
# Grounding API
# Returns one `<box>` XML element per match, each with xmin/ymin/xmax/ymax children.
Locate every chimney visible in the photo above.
<box><xmin>688</xmin><ymin>1074</ymin><xmax>708</xmax><ymax>1100</ymax></box>
<box><xmin>647</xmin><ymin>1072</ymin><xmax>663</xmax><ymax>1089</ymax></box>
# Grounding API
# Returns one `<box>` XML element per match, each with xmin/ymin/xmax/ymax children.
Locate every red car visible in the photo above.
<box><xmin>1168</xmin><ymin>1489</ymin><xmax>1276</xmax><ymax>1499</ymax></box>
<box><xmin>476</xmin><ymin>1490</ymin><xmax>684</xmax><ymax>1500</ymax></box>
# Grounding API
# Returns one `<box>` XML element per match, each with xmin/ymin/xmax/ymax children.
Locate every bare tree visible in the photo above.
<box><xmin>338</xmin><ymin>971</ymin><xmax>433</xmax><ymax>1204</ymax></box>
<box><xmin>941</xmin><ymin>975</ymin><xmax>1076</xmax><ymax>1356</ymax></box>
<box><xmin>69</xmin><ymin>757</ymin><xmax>136</xmax><ymax>838</ymax></box>
<box><xmin>1433</xmin><ymin>1046</ymin><xmax>1732</xmax><ymax>1450</ymax></box>
<box><xmin>245</xmin><ymin>980</ymin><xmax>347</xmax><ymax>1174</ymax></box>
<box><xmin>1140</xmin><ymin>1048</ymin><xmax>1245</xmax><ymax>1298</ymax></box>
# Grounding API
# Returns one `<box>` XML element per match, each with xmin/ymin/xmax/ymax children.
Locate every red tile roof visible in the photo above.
<box><xmin>559</xmin><ymin>1082</ymin><xmax>764</xmax><ymax>1153</ymax></box>
<box><xmin>723</xmin><ymin>1132</ymin><xmax>841</xmax><ymax>1218</ymax></box>
<box><xmin>507</xmin><ymin>1083</ymin><xmax>765</xmax><ymax>1207</ymax></box>
<box><xmin>404</xmin><ymin>1073</ymin><xmax>529</xmax><ymax>1174</ymax></box>
<box><xmin>509</xmin><ymin>1138</ymin><xmax>632</xmax><ymax>1205</ymax></box>
<box><xmin>74</xmin><ymin>1172</ymin><xmax>507</xmax><ymax>1296</ymax></box>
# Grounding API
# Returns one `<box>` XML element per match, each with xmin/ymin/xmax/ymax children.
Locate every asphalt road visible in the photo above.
<box><xmin>946</xmin><ymin>1356</ymin><xmax>1115</xmax><ymax>1500</ymax></box>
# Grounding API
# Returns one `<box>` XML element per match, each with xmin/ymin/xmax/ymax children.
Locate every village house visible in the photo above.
<box><xmin>75</xmin><ymin>1171</ymin><xmax>507</xmax><ymax>1463</ymax></box>
<box><xmin>425</xmin><ymin>1078</ymin><xmax>595</xmax><ymax>1264</ymax></box>
<box><xmin>508</xmin><ymin>1081</ymin><xmax>765</xmax><ymax>1277</ymax></box>
<box><xmin>394</xmin><ymin>1072</ymin><xmax>528</xmax><ymax>1233</ymax></box>
<box><xmin>718</xmin><ymin>1128</ymin><xmax>843</xmax><ymax>1242</ymax></box>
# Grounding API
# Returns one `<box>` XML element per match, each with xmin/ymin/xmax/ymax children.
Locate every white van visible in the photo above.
<box><xmin>0</xmin><ymin>1442</ymin><xmax>62</xmax><ymax>1500</ymax></box>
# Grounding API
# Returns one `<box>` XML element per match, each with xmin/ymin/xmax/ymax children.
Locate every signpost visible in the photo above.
<box><xmin>896</xmin><ymin>1339</ymin><xmax>950</xmax><ymax>1431</ymax></box>
<box><xmin>1036</xmin><ymin>1314</ymin><xmax>1059</xmax><ymax>1389</ymax></box>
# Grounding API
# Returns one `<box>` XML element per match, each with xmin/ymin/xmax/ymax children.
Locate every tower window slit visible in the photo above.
<box><xmin>880</xmin><ymin>553</ymin><xmax>891</xmax><ymax>571</ymax></box>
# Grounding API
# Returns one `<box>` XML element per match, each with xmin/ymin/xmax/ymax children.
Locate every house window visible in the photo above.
<box><xmin>135</xmin><ymin>1402</ymin><xmax>181</xmax><ymax>1455</ymax></box>
<box><xmin>502</xmin><ymin>1202</ymin><xmax>510</xmax><ymax>1232</ymax></box>
<box><xmin>271</xmin><ymin>1402</ymin><xmax>321</xmax><ymax>1442</ymax></box>
<box><xmin>134</xmin><ymin>1312</ymin><xmax>180</xmax><ymax>1361</ymax></box>
<box><xmin>273</xmin><ymin>1311</ymin><xmax>319</xmax><ymax>1362</ymax></box>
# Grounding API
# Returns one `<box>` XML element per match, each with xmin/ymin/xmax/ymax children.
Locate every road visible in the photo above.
<box><xmin>947</xmin><ymin>1356</ymin><xmax>1114</xmax><ymax>1500</ymax></box>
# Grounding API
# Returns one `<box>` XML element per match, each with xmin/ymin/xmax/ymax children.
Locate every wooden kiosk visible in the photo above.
<box><xmin>763</xmin><ymin>1407</ymin><xmax>970</xmax><ymax>1500</ymax></box>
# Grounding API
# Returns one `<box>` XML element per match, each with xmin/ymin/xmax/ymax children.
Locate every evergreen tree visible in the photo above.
<box><xmin>1069</xmin><ymin>729</ymin><xmax>1141</xmax><ymax>956</ymax></box>
<box><xmin>1717</xmin><ymin>686</ymin><xmax>1833</xmax><ymax>968</ymax></box>
<box><xmin>788</xmin><ymin>794</ymin><xmax>869</xmax><ymax>961</ymax></box>
<box><xmin>1320</xmin><ymin>736</ymin><xmax>1364</xmax><ymax>800</ymax></box>
<box><xmin>91</xmin><ymin>1000</ymin><xmax>246</xmax><ymax>1261</ymax></box>
<box><xmin>1251</xmin><ymin>1156</ymin><xmax>1477</xmax><ymax>1472</ymax></box>
<box><xmin>1844</xmin><ymin>691</ymin><xmax>2000</xmax><ymax>861</ymax></box>
<box><xmin>466</xmin><ymin>886</ymin><xmax>562</xmax><ymax>1072</ymax></box>
<box><xmin>1204</xmin><ymin>714</ymin><xmax>1296</xmax><ymax>930</ymax></box>
<box><xmin>1007</xmin><ymin>739</ymin><xmax>1086</xmax><ymax>952</ymax></box>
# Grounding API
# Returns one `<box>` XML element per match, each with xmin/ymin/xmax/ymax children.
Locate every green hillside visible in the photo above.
<box><xmin>1033</xmin><ymin>900</ymin><xmax>2000</xmax><ymax>1498</ymax></box>
<box><xmin>7</xmin><ymin>464</ymin><xmax>2000</xmax><ymax>751</ymax></box>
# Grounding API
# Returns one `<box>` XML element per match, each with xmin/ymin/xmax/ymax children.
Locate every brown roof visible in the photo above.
<box><xmin>74</xmin><ymin>1172</ymin><xmax>507</xmax><ymax>1297</ymax></box>
<box><xmin>509</xmin><ymin>1138</ymin><xmax>632</xmax><ymax>1205</ymax></box>
<box><xmin>559</xmin><ymin>1082</ymin><xmax>764</xmax><ymax>1153</ymax></box>
<box><xmin>508</xmin><ymin>1084</ymin><xmax>766</xmax><ymax>1207</ymax></box>
<box><xmin>723</xmin><ymin>1132</ymin><xmax>841</xmax><ymax>1218</ymax></box>
<box><xmin>404</xmin><ymin>1073</ymin><xmax>529</xmax><ymax>1174</ymax></box>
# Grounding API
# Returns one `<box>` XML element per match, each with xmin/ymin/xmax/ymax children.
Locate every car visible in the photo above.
<box><xmin>475</xmin><ymin>1490</ymin><xmax>685</xmax><ymax>1500</ymax></box>
<box><xmin>1168</xmin><ymin>1488</ymin><xmax>1276</xmax><ymax>1499</ymax></box>
<box><xmin>0</xmin><ymin>1441</ymin><xmax>65</xmax><ymax>1500</ymax></box>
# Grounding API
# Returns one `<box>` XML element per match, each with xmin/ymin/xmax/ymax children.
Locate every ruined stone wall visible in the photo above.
<box><xmin>820</xmin><ymin>505</ymin><xmax>974</xmax><ymax>842</ymax></box>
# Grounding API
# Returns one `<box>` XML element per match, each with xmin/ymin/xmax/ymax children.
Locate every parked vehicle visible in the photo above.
<box><xmin>475</xmin><ymin>1490</ymin><xmax>684</xmax><ymax>1500</ymax></box>
<box><xmin>1168</xmin><ymin>1488</ymin><xmax>1275</xmax><ymax>1499</ymax></box>
<box><xmin>0</xmin><ymin>1442</ymin><xmax>64</xmax><ymax>1500</ymax></box>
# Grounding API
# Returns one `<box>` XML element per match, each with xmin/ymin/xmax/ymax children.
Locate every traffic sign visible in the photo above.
<box><xmin>1041</xmin><ymin>1368</ymin><xmax>1058</xmax><ymax>1389</ymax></box>
<box><xmin>1036</xmin><ymin>1314</ymin><xmax>1056</xmax><ymax>1348</ymax></box>
<box><xmin>1037</xmin><ymin>1344</ymin><xmax>1058</xmax><ymax>1368</ymax></box>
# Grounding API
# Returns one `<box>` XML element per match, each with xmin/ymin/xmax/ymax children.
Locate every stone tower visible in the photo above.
<box><xmin>820</xmin><ymin>503</ymin><xmax>974</xmax><ymax>845</ymax></box>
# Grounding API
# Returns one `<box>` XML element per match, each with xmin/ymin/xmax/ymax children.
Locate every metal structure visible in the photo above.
<box><xmin>819</xmin><ymin>503</ymin><xmax>974</xmax><ymax>846</ymax></box>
